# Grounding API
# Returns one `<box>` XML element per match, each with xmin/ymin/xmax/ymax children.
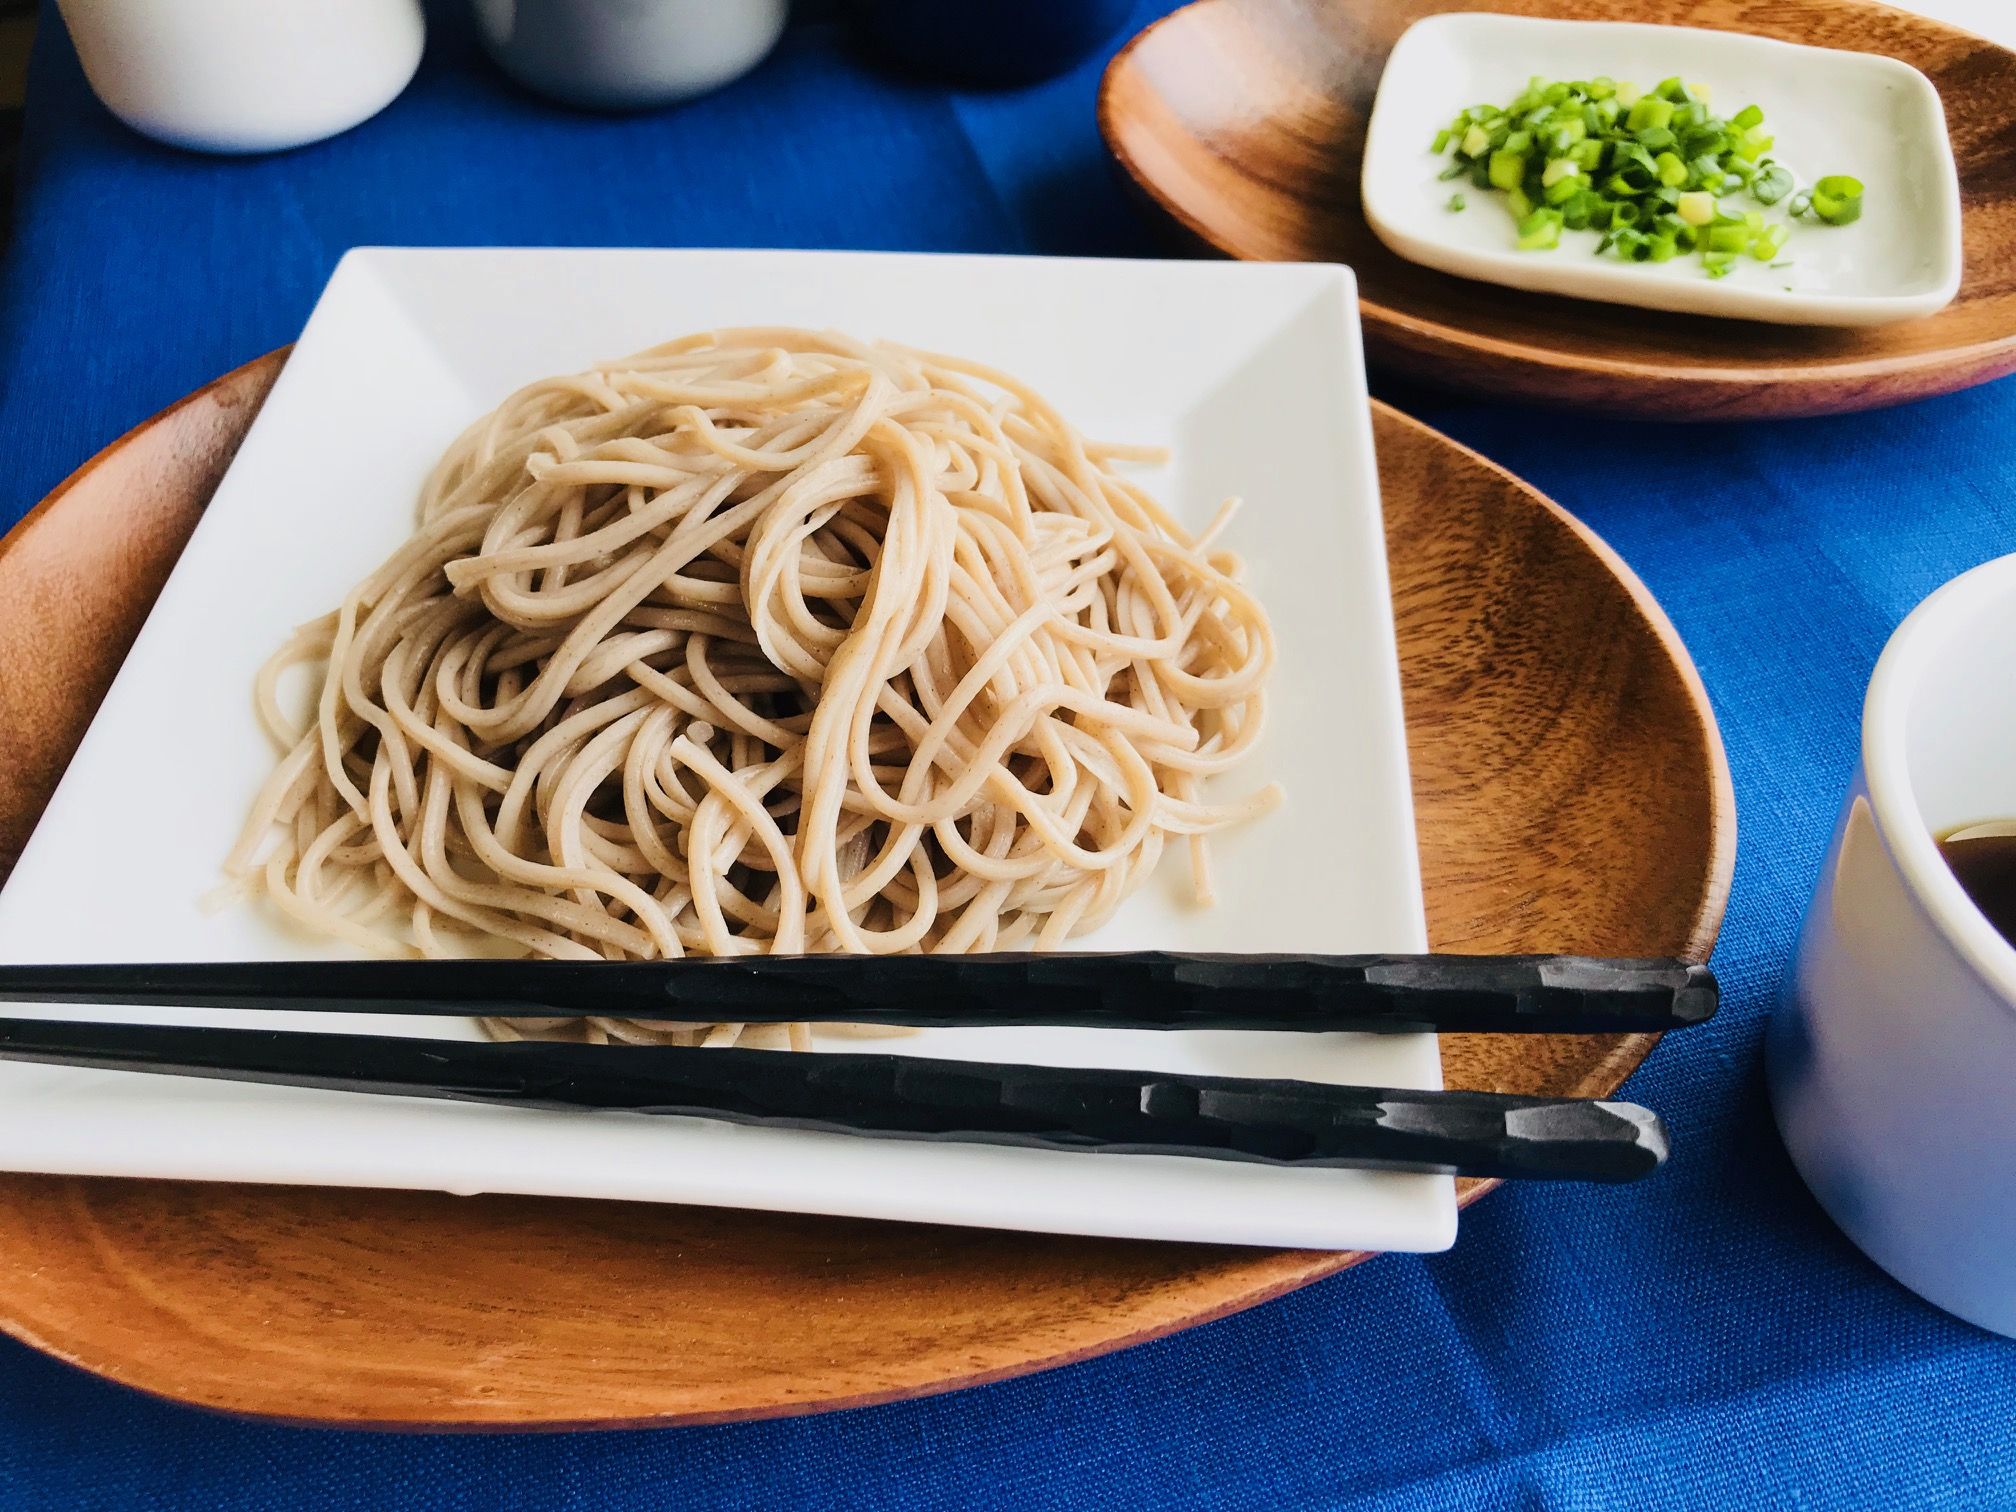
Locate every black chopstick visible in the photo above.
<box><xmin>0</xmin><ymin>953</ymin><xmax>1715</xmax><ymax>1034</ymax></box>
<box><xmin>0</xmin><ymin>1017</ymin><xmax>1668</xmax><ymax>1183</ymax></box>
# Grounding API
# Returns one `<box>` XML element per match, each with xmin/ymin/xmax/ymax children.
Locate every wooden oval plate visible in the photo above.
<box><xmin>1099</xmin><ymin>0</ymin><xmax>2016</xmax><ymax>419</ymax></box>
<box><xmin>0</xmin><ymin>353</ymin><xmax>1733</xmax><ymax>1427</ymax></box>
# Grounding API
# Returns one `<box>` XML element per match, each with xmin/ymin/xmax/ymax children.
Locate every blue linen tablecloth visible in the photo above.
<box><xmin>1</xmin><ymin>3</ymin><xmax>2012</xmax><ymax>1507</ymax></box>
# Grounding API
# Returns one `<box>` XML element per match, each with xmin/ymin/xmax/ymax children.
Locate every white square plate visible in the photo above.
<box><xmin>0</xmin><ymin>248</ymin><xmax>1451</xmax><ymax>1252</ymax></box>
<box><xmin>1361</xmin><ymin>14</ymin><xmax>1963</xmax><ymax>327</ymax></box>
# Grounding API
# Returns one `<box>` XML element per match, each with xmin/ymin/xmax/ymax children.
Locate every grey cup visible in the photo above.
<box><xmin>472</xmin><ymin>0</ymin><xmax>788</xmax><ymax>110</ymax></box>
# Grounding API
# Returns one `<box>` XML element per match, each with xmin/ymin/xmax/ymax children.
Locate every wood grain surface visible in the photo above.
<box><xmin>0</xmin><ymin>359</ymin><xmax>278</xmax><ymax>877</ymax></box>
<box><xmin>1099</xmin><ymin>0</ymin><xmax>2016</xmax><ymax>418</ymax></box>
<box><xmin>0</xmin><ymin>351</ymin><xmax>1734</xmax><ymax>1427</ymax></box>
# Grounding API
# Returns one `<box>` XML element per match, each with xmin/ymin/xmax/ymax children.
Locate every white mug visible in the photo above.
<box><xmin>1770</xmin><ymin>551</ymin><xmax>2016</xmax><ymax>1336</ymax></box>
<box><xmin>57</xmin><ymin>0</ymin><xmax>425</xmax><ymax>154</ymax></box>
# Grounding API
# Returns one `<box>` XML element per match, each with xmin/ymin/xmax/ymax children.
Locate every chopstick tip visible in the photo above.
<box><xmin>1673</xmin><ymin>964</ymin><xmax>1719</xmax><ymax>1025</ymax></box>
<box><xmin>1596</xmin><ymin>1100</ymin><xmax>1670</xmax><ymax>1177</ymax></box>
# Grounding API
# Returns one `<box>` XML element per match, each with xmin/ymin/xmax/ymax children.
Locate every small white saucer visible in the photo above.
<box><xmin>1361</xmin><ymin>14</ymin><xmax>1963</xmax><ymax>327</ymax></box>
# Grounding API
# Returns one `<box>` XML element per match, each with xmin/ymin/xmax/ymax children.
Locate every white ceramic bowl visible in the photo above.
<box><xmin>1361</xmin><ymin>14</ymin><xmax>1964</xmax><ymax>327</ymax></box>
<box><xmin>56</xmin><ymin>0</ymin><xmax>424</xmax><ymax>154</ymax></box>
<box><xmin>1771</xmin><ymin>552</ymin><xmax>2016</xmax><ymax>1335</ymax></box>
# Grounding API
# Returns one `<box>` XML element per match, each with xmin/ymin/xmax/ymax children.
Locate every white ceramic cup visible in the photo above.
<box><xmin>471</xmin><ymin>0</ymin><xmax>788</xmax><ymax>111</ymax></box>
<box><xmin>57</xmin><ymin>0</ymin><xmax>425</xmax><ymax>154</ymax></box>
<box><xmin>1770</xmin><ymin>551</ymin><xmax>2016</xmax><ymax>1336</ymax></box>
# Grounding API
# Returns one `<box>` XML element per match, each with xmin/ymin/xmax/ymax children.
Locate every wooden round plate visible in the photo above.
<box><xmin>0</xmin><ymin>353</ymin><xmax>1733</xmax><ymax>1428</ymax></box>
<box><xmin>1099</xmin><ymin>0</ymin><xmax>2016</xmax><ymax>419</ymax></box>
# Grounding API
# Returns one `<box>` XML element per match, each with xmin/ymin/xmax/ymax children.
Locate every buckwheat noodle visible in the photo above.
<box><xmin>226</xmin><ymin>330</ymin><xmax>1280</xmax><ymax>1046</ymax></box>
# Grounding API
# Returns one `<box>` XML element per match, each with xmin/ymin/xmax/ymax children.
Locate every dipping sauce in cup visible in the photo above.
<box><xmin>1937</xmin><ymin>825</ymin><xmax>2016</xmax><ymax>946</ymax></box>
<box><xmin>1772</xmin><ymin>551</ymin><xmax>2016</xmax><ymax>1338</ymax></box>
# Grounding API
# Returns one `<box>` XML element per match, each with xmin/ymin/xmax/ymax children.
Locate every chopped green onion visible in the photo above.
<box><xmin>1618</xmin><ymin>143</ymin><xmax>1662</xmax><ymax>178</ymax></box>
<box><xmin>1812</xmin><ymin>174</ymin><xmax>1864</xmax><ymax>225</ymax></box>
<box><xmin>1751</xmin><ymin>162</ymin><xmax>1794</xmax><ymax>205</ymax></box>
<box><xmin>1752</xmin><ymin>223</ymin><xmax>1790</xmax><ymax>259</ymax></box>
<box><xmin>1516</xmin><ymin>208</ymin><xmax>1563</xmax><ymax>250</ymax></box>
<box><xmin>1626</xmin><ymin>96</ymin><xmax>1674</xmax><ymax>132</ymax></box>
<box><xmin>1426</xmin><ymin>76</ymin><xmax>1865</xmax><ymax>275</ymax></box>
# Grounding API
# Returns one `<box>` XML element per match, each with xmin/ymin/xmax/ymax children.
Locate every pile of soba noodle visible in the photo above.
<box><xmin>227</xmin><ymin>329</ymin><xmax>1279</xmax><ymax>1045</ymax></box>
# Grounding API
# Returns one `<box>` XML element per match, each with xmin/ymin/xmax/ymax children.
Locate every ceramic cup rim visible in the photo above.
<box><xmin>1862</xmin><ymin>550</ymin><xmax>2016</xmax><ymax>1011</ymax></box>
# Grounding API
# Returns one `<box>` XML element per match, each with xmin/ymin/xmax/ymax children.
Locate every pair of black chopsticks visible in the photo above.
<box><xmin>0</xmin><ymin>952</ymin><xmax>1714</xmax><ymax>1184</ymax></box>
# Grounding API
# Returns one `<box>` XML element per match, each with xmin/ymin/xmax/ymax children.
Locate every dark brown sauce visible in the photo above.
<box><xmin>1936</xmin><ymin>827</ymin><xmax>2016</xmax><ymax>947</ymax></box>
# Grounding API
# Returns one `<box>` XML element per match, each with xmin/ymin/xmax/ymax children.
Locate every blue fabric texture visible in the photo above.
<box><xmin>1</xmin><ymin>3</ymin><xmax>2012</xmax><ymax>1507</ymax></box>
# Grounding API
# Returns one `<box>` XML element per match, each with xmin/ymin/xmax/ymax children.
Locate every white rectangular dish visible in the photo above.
<box><xmin>0</xmin><ymin>247</ymin><xmax>1451</xmax><ymax>1252</ymax></box>
<box><xmin>1361</xmin><ymin>14</ymin><xmax>1963</xmax><ymax>326</ymax></box>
